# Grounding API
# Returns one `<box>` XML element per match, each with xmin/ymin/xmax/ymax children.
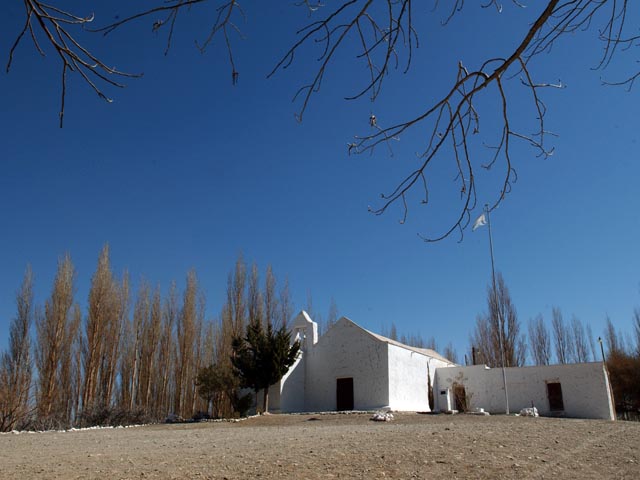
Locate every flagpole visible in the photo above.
<box><xmin>485</xmin><ymin>204</ymin><xmax>510</xmax><ymax>415</ymax></box>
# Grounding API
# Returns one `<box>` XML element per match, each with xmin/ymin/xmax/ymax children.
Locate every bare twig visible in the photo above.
<box><xmin>7</xmin><ymin>0</ymin><xmax>245</xmax><ymax>125</ymax></box>
<box><xmin>93</xmin><ymin>0</ymin><xmax>244</xmax><ymax>85</ymax></box>
<box><xmin>8</xmin><ymin>0</ymin><xmax>141</xmax><ymax>127</ymax></box>
<box><xmin>268</xmin><ymin>0</ymin><xmax>416</xmax><ymax>122</ymax></box>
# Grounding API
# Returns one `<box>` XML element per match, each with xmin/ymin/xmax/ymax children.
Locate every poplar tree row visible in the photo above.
<box><xmin>0</xmin><ymin>246</ymin><xmax>293</xmax><ymax>431</ymax></box>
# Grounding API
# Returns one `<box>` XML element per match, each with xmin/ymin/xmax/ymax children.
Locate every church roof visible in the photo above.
<box><xmin>337</xmin><ymin>316</ymin><xmax>456</xmax><ymax>365</ymax></box>
<box><xmin>367</xmin><ymin>329</ymin><xmax>455</xmax><ymax>365</ymax></box>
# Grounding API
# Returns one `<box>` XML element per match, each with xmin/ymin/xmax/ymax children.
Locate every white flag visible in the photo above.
<box><xmin>472</xmin><ymin>213</ymin><xmax>487</xmax><ymax>231</ymax></box>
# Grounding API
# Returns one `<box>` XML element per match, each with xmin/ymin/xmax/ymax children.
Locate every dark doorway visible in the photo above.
<box><xmin>547</xmin><ymin>382</ymin><xmax>564</xmax><ymax>411</ymax></box>
<box><xmin>453</xmin><ymin>383</ymin><xmax>467</xmax><ymax>412</ymax></box>
<box><xmin>336</xmin><ymin>377</ymin><xmax>354</xmax><ymax>411</ymax></box>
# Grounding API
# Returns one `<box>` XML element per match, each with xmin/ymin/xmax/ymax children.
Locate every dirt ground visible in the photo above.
<box><xmin>1</xmin><ymin>413</ymin><xmax>639</xmax><ymax>479</ymax></box>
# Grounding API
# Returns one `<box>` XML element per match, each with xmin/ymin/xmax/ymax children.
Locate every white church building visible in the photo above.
<box><xmin>268</xmin><ymin>311</ymin><xmax>615</xmax><ymax>420</ymax></box>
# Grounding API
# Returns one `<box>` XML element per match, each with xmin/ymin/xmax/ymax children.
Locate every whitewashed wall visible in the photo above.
<box><xmin>304</xmin><ymin>317</ymin><xmax>390</xmax><ymax>411</ymax></box>
<box><xmin>270</xmin><ymin>311</ymin><xmax>315</xmax><ymax>412</ymax></box>
<box><xmin>434</xmin><ymin>363</ymin><xmax>615</xmax><ymax>420</ymax></box>
<box><xmin>269</xmin><ymin>354</ymin><xmax>306</xmax><ymax>413</ymax></box>
<box><xmin>387</xmin><ymin>346</ymin><xmax>452</xmax><ymax>411</ymax></box>
<box><xmin>387</xmin><ymin>345</ymin><xmax>430</xmax><ymax>411</ymax></box>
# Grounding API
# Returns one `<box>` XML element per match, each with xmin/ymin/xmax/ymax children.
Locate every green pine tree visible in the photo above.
<box><xmin>231</xmin><ymin>320</ymin><xmax>300</xmax><ymax>413</ymax></box>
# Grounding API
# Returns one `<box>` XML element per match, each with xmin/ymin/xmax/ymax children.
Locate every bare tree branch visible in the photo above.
<box><xmin>268</xmin><ymin>0</ymin><xmax>637</xmax><ymax>241</ymax></box>
<box><xmin>91</xmin><ymin>1</ymin><xmax>245</xmax><ymax>85</ymax></box>
<box><xmin>268</xmin><ymin>1</ymin><xmax>417</xmax><ymax>122</ymax></box>
<box><xmin>7</xmin><ymin>1</ymin><xmax>247</xmax><ymax>126</ymax></box>
<box><xmin>8</xmin><ymin>0</ymin><xmax>142</xmax><ymax>127</ymax></box>
<box><xmin>6</xmin><ymin>1</ymin><xmax>638</xmax><ymax>240</ymax></box>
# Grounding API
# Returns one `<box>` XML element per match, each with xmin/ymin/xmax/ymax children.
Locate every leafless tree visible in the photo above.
<box><xmin>586</xmin><ymin>323</ymin><xmax>599</xmax><ymax>363</ymax></box>
<box><xmin>247</xmin><ymin>263</ymin><xmax>264</xmax><ymax>327</ymax></box>
<box><xmin>70</xmin><ymin>304</ymin><xmax>83</xmax><ymax>424</ymax></box>
<box><xmin>633</xmin><ymin>308</ymin><xmax>640</xmax><ymax>358</ymax></box>
<box><xmin>228</xmin><ymin>255</ymin><xmax>247</xmax><ymax>337</ymax></box>
<box><xmin>155</xmin><ymin>282</ymin><xmax>178</xmax><ymax>417</ymax></box>
<box><xmin>117</xmin><ymin>303</ymin><xmax>135</xmax><ymax>411</ymax></box>
<box><xmin>201</xmin><ymin>319</ymin><xmax>217</xmax><ymax>369</ymax></box>
<box><xmin>571</xmin><ymin>316</ymin><xmax>591</xmax><ymax>363</ymax></box>
<box><xmin>325</xmin><ymin>298</ymin><xmax>339</xmax><ymax>333</ymax></box>
<box><xmin>604</xmin><ymin>315</ymin><xmax>624</xmax><ymax>356</ymax></box>
<box><xmin>82</xmin><ymin>245</ymin><xmax>124</xmax><ymax>415</ymax></box>
<box><xmin>119</xmin><ymin>279</ymin><xmax>149</xmax><ymax>411</ymax></box>
<box><xmin>8</xmin><ymin>1</ymin><xmax>638</xmax><ymax>239</ymax></box>
<box><xmin>389</xmin><ymin>323</ymin><xmax>399</xmax><ymax>341</ymax></box>
<box><xmin>528</xmin><ymin>314</ymin><xmax>551</xmax><ymax>366</ymax></box>
<box><xmin>35</xmin><ymin>254</ymin><xmax>76</xmax><ymax>426</ymax></box>
<box><xmin>195</xmin><ymin>323</ymin><xmax>218</xmax><ymax>415</ymax></box>
<box><xmin>100</xmin><ymin>272</ymin><xmax>129</xmax><ymax>410</ymax></box>
<box><xmin>263</xmin><ymin>265</ymin><xmax>279</xmax><ymax>328</ymax></box>
<box><xmin>394</xmin><ymin>332</ymin><xmax>435</xmax><ymax>350</ymax></box>
<box><xmin>212</xmin><ymin>255</ymin><xmax>256</xmax><ymax>417</ymax></box>
<box><xmin>174</xmin><ymin>270</ymin><xmax>201</xmax><ymax>418</ymax></box>
<box><xmin>424</xmin><ymin>336</ymin><xmax>437</xmax><ymax>351</ymax></box>
<box><xmin>279</xmin><ymin>277</ymin><xmax>293</xmax><ymax>330</ymax></box>
<box><xmin>217</xmin><ymin>256</ymin><xmax>247</xmax><ymax>366</ymax></box>
<box><xmin>56</xmin><ymin>302</ymin><xmax>80</xmax><ymax>425</ymax></box>
<box><xmin>551</xmin><ymin>306</ymin><xmax>572</xmax><ymax>364</ymax></box>
<box><xmin>214</xmin><ymin>303</ymin><xmax>236</xmax><ymax>418</ymax></box>
<box><xmin>305</xmin><ymin>291</ymin><xmax>323</xmax><ymax>331</ymax></box>
<box><xmin>443</xmin><ymin>342</ymin><xmax>458</xmax><ymax>364</ymax></box>
<box><xmin>82</xmin><ymin>246</ymin><xmax>106</xmax><ymax>412</ymax></box>
<box><xmin>471</xmin><ymin>272</ymin><xmax>526</xmax><ymax>367</ymax></box>
<box><xmin>0</xmin><ymin>267</ymin><xmax>34</xmax><ymax>431</ymax></box>
<box><xmin>139</xmin><ymin>286</ymin><xmax>162</xmax><ymax>413</ymax></box>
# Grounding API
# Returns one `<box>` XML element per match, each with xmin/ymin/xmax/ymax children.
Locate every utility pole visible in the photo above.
<box><xmin>597</xmin><ymin>336</ymin><xmax>616</xmax><ymax>420</ymax></box>
<box><xmin>485</xmin><ymin>205</ymin><xmax>510</xmax><ymax>415</ymax></box>
<box><xmin>597</xmin><ymin>336</ymin><xmax>606</xmax><ymax>363</ymax></box>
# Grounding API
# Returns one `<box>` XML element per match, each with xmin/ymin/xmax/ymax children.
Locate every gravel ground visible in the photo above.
<box><xmin>1</xmin><ymin>413</ymin><xmax>638</xmax><ymax>479</ymax></box>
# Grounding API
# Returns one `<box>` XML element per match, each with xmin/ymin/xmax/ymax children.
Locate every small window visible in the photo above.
<box><xmin>547</xmin><ymin>382</ymin><xmax>564</xmax><ymax>411</ymax></box>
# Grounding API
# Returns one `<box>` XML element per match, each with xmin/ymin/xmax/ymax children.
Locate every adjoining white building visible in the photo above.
<box><xmin>269</xmin><ymin>311</ymin><xmax>615</xmax><ymax>420</ymax></box>
<box><xmin>434</xmin><ymin>363</ymin><xmax>615</xmax><ymax>420</ymax></box>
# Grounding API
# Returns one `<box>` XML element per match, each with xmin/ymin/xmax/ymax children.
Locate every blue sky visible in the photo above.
<box><xmin>1</xmin><ymin>1</ymin><xmax>638</xmax><ymax>360</ymax></box>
